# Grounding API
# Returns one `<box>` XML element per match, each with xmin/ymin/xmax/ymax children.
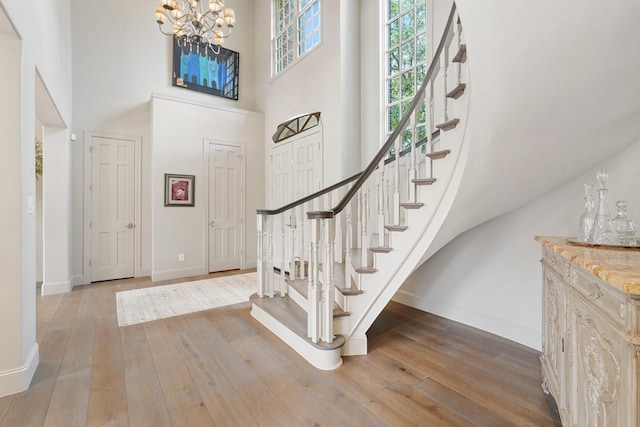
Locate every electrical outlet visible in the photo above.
<box><xmin>178</xmin><ymin>253</ymin><xmax>185</xmax><ymax>262</ymax></box>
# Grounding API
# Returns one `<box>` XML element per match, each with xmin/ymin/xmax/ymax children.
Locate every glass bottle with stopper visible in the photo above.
<box><xmin>589</xmin><ymin>168</ymin><xmax>619</xmax><ymax>245</ymax></box>
<box><xmin>578</xmin><ymin>183</ymin><xmax>595</xmax><ymax>242</ymax></box>
<box><xmin>612</xmin><ymin>200</ymin><xmax>638</xmax><ymax>246</ymax></box>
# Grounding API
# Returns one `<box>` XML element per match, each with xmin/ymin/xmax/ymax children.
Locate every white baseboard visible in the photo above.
<box><xmin>393</xmin><ymin>290</ymin><xmax>541</xmax><ymax>350</ymax></box>
<box><xmin>0</xmin><ymin>343</ymin><xmax>39</xmax><ymax>398</ymax></box>
<box><xmin>151</xmin><ymin>265</ymin><xmax>206</xmax><ymax>282</ymax></box>
<box><xmin>41</xmin><ymin>279</ymin><xmax>72</xmax><ymax>295</ymax></box>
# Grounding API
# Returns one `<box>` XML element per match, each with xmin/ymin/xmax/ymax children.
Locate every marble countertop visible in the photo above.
<box><xmin>535</xmin><ymin>236</ymin><xmax>640</xmax><ymax>296</ymax></box>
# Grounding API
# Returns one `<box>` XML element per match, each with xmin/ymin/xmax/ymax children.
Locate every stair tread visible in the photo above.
<box><xmin>385</xmin><ymin>224</ymin><xmax>408</xmax><ymax>232</ymax></box>
<box><xmin>436</xmin><ymin>118</ymin><xmax>460</xmax><ymax>131</ymax></box>
<box><xmin>426</xmin><ymin>149</ymin><xmax>451</xmax><ymax>160</ymax></box>
<box><xmin>400</xmin><ymin>202</ymin><xmax>424</xmax><ymax>209</ymax></box>
<box><xmin>452</xmin><ymin>43</ymin><xmax>467</xmax><ymax>63</ymax></box>
<box><xmin>369</xmin><ymin>246</ymin><xmax>392</xmax><ymax>253</ymax></box>
<box><xmin>446</xmin><ymin>83</ymin><xmax>466</xmax><ymax>100</ymax></box>
<box><xmin>350</xmin><ymin>249</ymin><xmax>376</xmax><ymax>274</ymax></box>
<box><xmin>250</xmin><ymin>293</ymin><xmax>345</xmax><ymax>350</ymax></box>
<box><xmin>412</xmin><ymin>178</ymin><xmax>437</xmax><ymax>185</ymax></box>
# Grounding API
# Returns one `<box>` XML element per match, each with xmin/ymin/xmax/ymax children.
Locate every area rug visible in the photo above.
<box><xmin>116</xmin><ymin>272</ymin><xmax>256</xmax><ymax>327</ymax></box>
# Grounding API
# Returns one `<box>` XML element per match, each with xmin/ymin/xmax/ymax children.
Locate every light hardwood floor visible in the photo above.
<box><xmin>1</xmin><ymin>271</ymin><xmax>561</xmax><ymax>426</ymax></box>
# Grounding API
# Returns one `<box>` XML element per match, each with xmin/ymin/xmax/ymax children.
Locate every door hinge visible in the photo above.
<box><xmin>561</xmin><ymin>338</ymin><xmax>565</xmax><ymax>352</ymax></box>
<box><xmin>89</xmin><ymin>146</ymin><xmax>94</xmax><ymax>154</ymax></box>
<box><xmin>89</xmin><ymin>221</ymin><xmax>92</xmax><ymax>229</ymax></box>
<box><xmin>89</xmin><ymin>184</ymin><xmax>92</xmax><ymax>191</ymax></box>
<box><xmin>89</xmin><ymin>259</ymin><xmax>92</xmax><ymax>267</ymax></box>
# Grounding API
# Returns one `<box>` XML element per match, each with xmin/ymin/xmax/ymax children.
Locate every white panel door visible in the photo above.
<box><xmin>91</xmin><ymin>136</ymin><xmax>135</xmax><ymax>282</ymax></box>
<box><xmin>269</xmin><ymin>131</ymin><xmax>322</xmax><ymax>271</ymax></box>
<box><xmin>292</xmin><ymin>133</ymin><xmax>322</xmax><ymax>200</ymax></box>
<box><xmin>271</xmin><ymin>144</ymin><xmax>292</xmax><ymax>208</ymax></box>
<box><xmin>209</xmin><ymin>143</ymin><xmax>243</xmax><ymax>272</ymax></box>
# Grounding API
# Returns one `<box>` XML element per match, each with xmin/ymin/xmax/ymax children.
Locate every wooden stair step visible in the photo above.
<box><xmin>250</xmin><ymin>294</ymin><xmax>345</xmax><ymax>351</ymax></box>
<box><xmin>452</xmin><ymin>43</ymin><xmax>467</xmax><ymax>63</ymax></box>
<box><xmin>336</xmin><ymin>285</ymin><xmax>363</xmax><ymax>296</ymax></box>
<box><xmin>411</xmin><ymin>178</ymin><xmax>436</xmax><ymax>186</ymax></box>
<box><xmin>426</xmin><ymin>149</ymin><xmax>451</xmax><ymax>160</ymax></box>
<box><xmin>350</xmin><ymin>249</ymin><xmax>376</xmax><ymax>274</ymax></box>
<box><xmin>446</xmin><ymin>83</ymin><xmax>466</xmax><ymax>99</ymax></box>
<box><xmin>385</xmin><ymin>224</ymin><xmax>408</xmax><ymax>232</ymax></box>
<box><xmin>369</xmin><ymin>246</ymin><xmax>392</xmax><ymax>253</ymax></box>
<box><xmin>400</xmin><ymin>202</ymin><xmax>424</xmax><ymax>209</ymax></box>
<box><xmin>436</xmin><ymin>118</ymin><xmax>460</xmax><ymax>131</ymax></box>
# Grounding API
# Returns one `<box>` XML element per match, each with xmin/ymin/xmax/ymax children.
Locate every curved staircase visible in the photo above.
<box><xmin>252</xmin><ymin>3</ymin><xmax>471</xmax><ymax>370</ymax></box>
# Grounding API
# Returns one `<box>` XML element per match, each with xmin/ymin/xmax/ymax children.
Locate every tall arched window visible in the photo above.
<box><xmin>385</xmin><ymin>0</ymin><xmax>429</xmax><ymax>150</ymax></box>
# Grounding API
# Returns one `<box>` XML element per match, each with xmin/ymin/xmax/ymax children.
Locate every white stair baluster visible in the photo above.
<box><xmin>280</xmin><ymin>213</ymin><xmax>286</xmax><ymax>297</ymax></box>
<box><xmin>393</xmin><ymin>136</ymin><xmax>401</xmax><ymax>225</ymax></box>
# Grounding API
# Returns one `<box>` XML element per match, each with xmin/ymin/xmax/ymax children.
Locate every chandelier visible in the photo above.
<box><xmin>155</xmin><ymin>0</ymin><xmax>236</xmax><ymax>51</ymax></box>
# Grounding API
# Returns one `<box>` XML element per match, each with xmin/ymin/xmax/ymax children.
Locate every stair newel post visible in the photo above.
<box><xmin>267</xmin><ymin>215</ymin><xmax>275</xmax><ymax>297</ymax></box>
<box><xmin>321</xmin><ymin>216</ymin><xmax>336</xmax><ymax>343</ymax></box>
<box><xmin>308</xmin><ymin>221</ymin><xmax>320</xmax><ymax>343</ymax></box>
<box><xmin>279</xmin><ymin>213</ymin><xmax>286</xmax><ymax>297</ymax></box>
<box><xmin>393</xmin><ymin>135</ymin><xmax>401</xmax><ymax>225</ymax></box>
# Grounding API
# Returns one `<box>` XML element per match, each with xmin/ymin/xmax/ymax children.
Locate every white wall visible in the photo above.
<box><xmin>398</xmin><ymin>138</ymin><xmax>640</xmax><ymax>350</ymax></box>
<box><xmin>70</xmin><ymin>0</ymin><xmax>257</xmax><ymax>283</ymax></box>
<box><xmin>0</xmin><ymin>0</ymin><xmax>72</xmax><ymax>397</ymax></box>
<box><xmin>254</xmin><ymin>0</ymin><xmax>342</xmax><ymax>204</ymax></box>
<box><xmin>151</xmin><ymin>95</ymin><xmax>264</xmax><ymax>281</ymax></box>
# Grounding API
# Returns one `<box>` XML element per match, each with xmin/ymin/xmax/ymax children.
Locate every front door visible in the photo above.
<box><xmin>208</xmin><ymin>143</ymin><xmax>243</xmax><ymax>272</ymax></box>
<box><xmin>90</xmin><ymin>135</ymin><xmax>136</xmax><ymax>282</ymax></box>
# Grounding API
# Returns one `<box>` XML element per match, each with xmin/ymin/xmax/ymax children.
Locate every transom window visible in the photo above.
<box><xmin>385</xmin><ymin>0</ymin><xmax>428</xmax><ymax>151</ymax></box>
<box><xmin>273</xmin><ymin>0</ymin><xmax>322</xmax><ymax>75</ymax></box>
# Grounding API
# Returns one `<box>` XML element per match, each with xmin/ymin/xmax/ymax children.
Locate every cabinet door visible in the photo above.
<box><xmin>568</xmin><ymin>292</ymin><xmax>630</xmax><ymax>427</ymax></box>
<box><xmin>542</xmin><ymin>267</ymin><xmax>566</xmax><ymax>408</ymax></box>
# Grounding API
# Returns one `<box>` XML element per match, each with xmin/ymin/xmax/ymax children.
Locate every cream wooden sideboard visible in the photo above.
<box><xmin>536</xmin><ymin>236</ymin><xmax>640</xmax><ymax>426</ymax></box>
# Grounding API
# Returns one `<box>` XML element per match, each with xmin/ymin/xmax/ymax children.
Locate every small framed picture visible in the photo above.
<box><xmin>164</xmin><ymin>174</ymin><xmax>195</xmax><ymax>207</ymax></box>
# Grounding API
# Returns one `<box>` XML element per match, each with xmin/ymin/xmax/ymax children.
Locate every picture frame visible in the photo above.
<box><xmin>172</xmin><ymin>36</ymin><xmax>239</xmax><ymax>100</ymax></box>
<box><xmin>164</xmin><ymin>174</ymin><xmax>195</xmax><ymax>207</ymax></box>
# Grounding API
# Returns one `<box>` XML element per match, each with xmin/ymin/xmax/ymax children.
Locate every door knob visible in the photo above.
<box><xmin>210</xmin><ymin>221</ymin><xmax>216</xmax><ymax>227</ymax></box>
<box><xmin>127</xmin><ymin>223</ymin><xmax>135</xmax><ymax>229</ymax></box>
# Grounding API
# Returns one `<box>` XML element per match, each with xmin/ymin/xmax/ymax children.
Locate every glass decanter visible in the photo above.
<box><xmin>589</xmin><ymin>168</ymin><xmax>619</xmax><ymax>245</ymax></box>
<box><xmin>578</xmin><ymin>183</ymin><xmax>595</xmax><ymax>242</ymax></box>
<box><xmin>612</xmin><ymin>200</ymin><xmax>638</xmax><ymax>246</ymax></box>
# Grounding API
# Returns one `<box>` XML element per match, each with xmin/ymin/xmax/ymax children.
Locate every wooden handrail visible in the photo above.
<box><xmin>312</xmin><ymin>2</ymin><xmax>457</xmax><ymax>219</ymax></box>
<box><xmin>257</xmin><ymin>171</ymin><xmax>363</xmax><ymax>216</ymax></box>
<box><xmin>257</xmin><ymin>2</ymin><xmax>457</xmax><ymax>220</ymax></box>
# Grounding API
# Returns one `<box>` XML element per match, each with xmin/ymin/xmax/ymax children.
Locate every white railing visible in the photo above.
<box><xmin>256</xmin><ymin>3</ymin><xmax>462</xmax><ymax>345</ymax></box>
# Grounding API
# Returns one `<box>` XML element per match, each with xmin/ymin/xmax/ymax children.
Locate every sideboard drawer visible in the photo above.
<box><xmin>570</xmin><ymin>265</ymin><xmax>629</xmax><ymax>333</ymax></box>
